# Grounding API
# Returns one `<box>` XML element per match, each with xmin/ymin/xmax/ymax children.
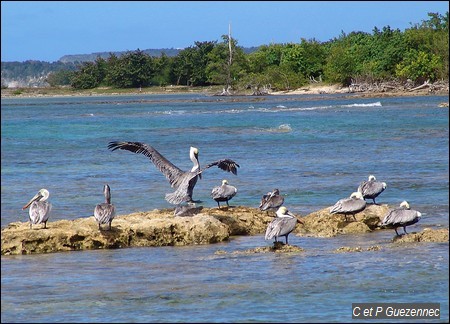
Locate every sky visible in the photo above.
<box><xmin>1</xmin><ymin>1</ymin><xmax>449</xmax><ymax>62</ymax></box>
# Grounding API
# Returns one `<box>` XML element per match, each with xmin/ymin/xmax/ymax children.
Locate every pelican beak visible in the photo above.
<box><xmin>295</xmin><ymin>216</ymin><xmax>305</xmax><ymax>225</ymax></box>
<box><xmin>22</xmin><ymin>192</ymin><xmax>42</xmax><ymax>210</ymax></box>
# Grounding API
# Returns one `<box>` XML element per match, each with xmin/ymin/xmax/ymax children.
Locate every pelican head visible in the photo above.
<box><xmin>382</xmin><ymin>182</ymin><xmax>387</xmax><ymax>189</ymax></box>
<box><xmin>276</xmin><ymin>206</ymin><xmax>293</xmax><ymax>217</ymax></box>
<box><xmin>222</xmin><ymin>179</ymin><xmax>228</xmax><ymax>185</ymax></box>
<box><xmin>400</xmin><ymin>200</ymin><xmax>410</xmax><ymax>209</ymax></box>
<box><xmin>189</xmin><ymin>146</ymin><xmax>200</xmax><ymax>174</ymax></box>
<box><xmin>350</xmin><ymin>191</ymin><xmax>364</xmax><ymax>200</ymax></box>
<box><xmin>368</xmin><ymin>175</ymin><xmax>376</xmax><ymax>181</ymax></box>
<box><xmin>190</xmin><ymin>146</ymin><xmax>199</xmax><ymax>160</ymax></box>
<box><xmin>22</xmin><ymin>188</ymin><xmax>50</xmax><ymax>210</ymax></box>
<box><xmin>276</xmin><ymin>206</ymin><xmax>304</xmax><ymax>224</ymax></box>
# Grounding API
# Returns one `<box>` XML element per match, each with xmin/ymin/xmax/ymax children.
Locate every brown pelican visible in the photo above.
<box><xmin>211</xmin><ymin>179</ymin><xmax>237</xmax><ymax>208</ymax></box>
<box><xmin>265</xmin><ymin>206</ymin><xmax>304</xmax><ymax>245</ymax></box>
<box><xmin>94</xmin><ymin>184</ymin><xmax>116</xmax><ymax>230</ymax></box>
<box><xmin>108</xmin><ymin>141</ymin><xmax>239</xmax><ymax>205</ymax></box>
<box><xmin>329</xmin><ymin>191</ymin><xmax>366</xmax><ymax>221</ymax></box>
<box><xmin>259</xmin><ymin>188</ymin><xmax>284</xmax><ymax>212</ymax></box>
<box><xmin>357</xmin><ymin>175</ymin><xmax>387</xmax><ymax>204</ymax></box>
<box><xmin>22</xmin><ymin>188</ymin><xmax>52</xmax><ymax>229</ymax></box>
<box><xmin>380</xmin><ymin>201</ymin><xmax>422</xmax><ymax>236</ymax></box>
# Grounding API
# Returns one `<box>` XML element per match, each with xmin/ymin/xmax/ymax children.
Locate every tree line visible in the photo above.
<box><xmin>45</xmin><ymin>12</ymin><xmax>449</xmax><ymax>92</ymax></box>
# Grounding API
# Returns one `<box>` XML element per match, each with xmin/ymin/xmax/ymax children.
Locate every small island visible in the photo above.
<box><xmin>2</xmin><ymin>205</ymin><xmax>447</xmax><ymax>255</ymax></box>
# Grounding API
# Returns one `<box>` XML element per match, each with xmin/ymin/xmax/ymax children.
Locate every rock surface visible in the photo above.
<box><xmin>392</xmin><ymin>228</ymin><xmax>449</xmax><ymax>243</ymax></box>
<box><xmin>297</xmin><ymin>203</ymin><xmax>390</xmax><ymax>237</ymax></box>
<box><xmin>2</xmin><ymin>205</ymin><xmax>448</xmax><ymax>255</ymax></box>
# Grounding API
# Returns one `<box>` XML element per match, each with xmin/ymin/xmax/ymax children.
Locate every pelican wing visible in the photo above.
<box><xmin>265</xmin><ymin>218</ymin><xmax>283</xmax><ymax>240</ymax></box>
<box><xmin>330</xmin><ymin>197</ymin><xmax>365</xmax><ymax>214</ymax></box>
<box><xmin>382</xmin><ymin>209</ymin><xmax>419</xmax><ymax>226</ymax></box>
<box><xmin>330</xmin><ymin>198</ymin><xmax>346</xmax><ymax>214</ymax></box>
<box><xmin>108</xmin><ymin>141</ymin><xmax>184</xmax><ymax>188</ymax></box>
<box><xmin>29</xmin><ymin>201</ymin><xmax>52</xmax><ymax>224</ymax></box>
<box><xmin>358</xmin><ymin>181</ymin><xmax>385</xmax><ymax>198</ymax></box>
<box><xmin>212</xmin><ymin>184</ymin><xmax>237</xmax><ymax>200</ymax></box>
<box><xmin>265</xmin><ymin>218</ymin><xmax>296</xmax><ymax>240</ymax></box>
<box><xmin>260</xmin><ymin>195</ymin><xmax>284</xmax><ymax>211</ymax></box>
<box><xmin>200</xmin><ymin>159</ymin><xmax>240</xmax><ymax>175</ymax></box>
<box><xmin>211</xmin><ymin>185</ymin><xmax>222</xmax><ymax>199</ymax></box>
<box><xmin>94</xmin><ymin>203</ymin><xmax>116</xmax><ymax>225</ymax></box>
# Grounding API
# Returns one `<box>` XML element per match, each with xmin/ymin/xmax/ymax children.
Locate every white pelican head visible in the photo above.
<box><xmin>400</xmin><ymin>200</ymin><xmax>410</xmax><ymax>209</ymax></box>
<box><xmin>22</xmin><ymin>188</ymin><xmax>50</xmax><ymax>210</ymax></box>
<box><xmin>350</xmin><ymin>191</ymin><xmax>364</xmax><ymax>200</ymax></box>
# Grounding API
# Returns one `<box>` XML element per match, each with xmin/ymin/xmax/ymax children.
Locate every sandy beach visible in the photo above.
<box><xmin>1</xmin><ymin>82</ymin><xmax>448</xmax><ymax>100</ymax></box>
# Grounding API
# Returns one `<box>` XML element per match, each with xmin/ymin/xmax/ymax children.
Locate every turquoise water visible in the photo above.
<box><xmin>1</xmin><ymin>93</ymin><xmax>448</xmax><ymax>322</ymax></box>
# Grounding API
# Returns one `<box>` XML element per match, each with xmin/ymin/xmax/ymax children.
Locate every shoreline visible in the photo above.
<box><xmin>1</xmin><ymin>83</ymin><xmax>449</xmax><ymax>101</ymax></box>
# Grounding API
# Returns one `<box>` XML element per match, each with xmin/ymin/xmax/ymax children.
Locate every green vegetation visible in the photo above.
<box><xmin>3</xmin><ymin>12</ymin><xmax>448</xmax><ymax>92</ymax></box>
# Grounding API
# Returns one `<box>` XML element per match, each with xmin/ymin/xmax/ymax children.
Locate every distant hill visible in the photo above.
<box><xmin>58</xmin><ymin>46</ymin><xmax>259</xmax><ymax>63</ymax></box>
<box><xmin>58</xmin><ymin>48</ymin><xmax>182</xmax><ymax>63</ymax></box>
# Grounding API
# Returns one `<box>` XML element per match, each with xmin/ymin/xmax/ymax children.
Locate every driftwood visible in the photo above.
<box><xmin>214</xmin><ymin>86</ymin><xmax>233</xmax><ymax>96</ymax></box>
<box><xmin>348</xmin><ymin>79</ymin><xmax>448</xmax><ymax>94</ymax></box>
<box><xmin>409</xmin><ymin>80</ymin><xmax>430</xmax><ymax>92</ymax></box>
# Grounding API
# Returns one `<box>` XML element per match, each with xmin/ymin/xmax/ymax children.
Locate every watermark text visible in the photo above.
<box><xmin>352</xmin><ymin>303</ymin><xmax>440</xmax><ymax>319</ymax></box>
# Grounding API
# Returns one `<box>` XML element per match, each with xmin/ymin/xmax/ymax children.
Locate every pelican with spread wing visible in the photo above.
<box><xmin>108</xmin><ymin>141</ymin><xmax>239</xmax><ymax>205</ymax></box>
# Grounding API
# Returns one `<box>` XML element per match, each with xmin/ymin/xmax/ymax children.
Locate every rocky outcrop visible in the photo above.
<box><xmin>2</xmin><ymin>205</ymin><xmax>447</xmax><ymax>255</ymax></box>
<box><xmin>1</xmin><ymin>207</ymin><xmax>270</xmax><ymax>255</ymax></box>
<box><xmin>297</xmin><ymin>203</ymin><xmax>390</xmax><ymax>237</ymax></box>
<box><xmin>392</xmin><ymin>228</ymin><xmax>449</xmax><ymax>243</ymax></box>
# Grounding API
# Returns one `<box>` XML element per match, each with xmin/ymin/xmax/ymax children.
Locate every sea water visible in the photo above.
<box><xmin>1</xmin><ymin>93</ymin><xmax>448</xmax><ymax>322</ymax></box>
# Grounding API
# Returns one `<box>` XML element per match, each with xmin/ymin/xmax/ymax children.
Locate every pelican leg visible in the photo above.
<box><xmin>373</xmin><ymin>198</ymin><xmax>378</xmax><ymax>205</ymax></box>
<box><xmin>403</xmin><ymin>226</ymin><xmax>408</xmax><ymax>235</ymax></box>
<box><xmin>217</xmin><ymin>201</ymin><xmax>221</xmax><ymax>209</ymax></box>
<box><xmin>42</xmin><ymin>221</ymin><xmax>47</xmax><ymax>229</ymax></box>
<box><xmin>226</xmin><ymin>200</ymin><xmax>230</xmax><ymax>207</ymax></box>
<box><xmin>98</xmin><ymin>223</ymin><xmax>101</xmax><ymax>230</ymax></box>
<box><xmin>30</xmin><ymin>222</ymin><xmax>32</xmax><ymax>229</ymax></box>
<box><xmin>394</xmin><ymin>228</ymin><xmax>400</xmax><ymax>236</ymax></box>
<box><xmin>352</xmin><ymin>214</ymin><xmax>357</xmax><ymax>222</ymax></box>
<box><xmin>285</xmin><ymin>235</ymin><xmax>289</xmax><ymax>245</ymax></box>
<box><xmin>109</xmin><ymin>221</ymin><xmax>112</xmax><ymax>231</ymax></box>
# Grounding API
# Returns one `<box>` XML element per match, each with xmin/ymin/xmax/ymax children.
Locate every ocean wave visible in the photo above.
<box><xmin>268</xmin><ymin>123</ymin><xmax>292</xmax><ymax>132</ymax></box>
<box><xmin>341</xmin><ymin>101</ymin><xmax>382</xmax><ymax>107</ymax></box>
<box><xmin>160</xmin><ymin>110</ymin><xmax>187</xmax><ymax>115</ymax></box>
<box><xmin>139</xmin><ymin>101</ymin><xmax>381</xmax><ymax>116</ymax></box>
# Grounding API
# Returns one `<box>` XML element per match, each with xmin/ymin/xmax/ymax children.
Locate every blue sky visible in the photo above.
<box><xmin>1</xmin><ymin>1</ymin><xmax>448</xmax><ymax>62</ymax></box>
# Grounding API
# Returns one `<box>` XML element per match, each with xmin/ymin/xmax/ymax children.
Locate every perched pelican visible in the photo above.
<box><xmin>259</xmin><ymin>188</ymin><xmax>284</xmax><ymax>212</ymax></box>
<box><xmin>329</xmin><ymin>191</ymin><xmax>366</xmax><ymax>221</ymax></box>
<box><xmin>94</xmin><ymin>184</ymin><xmax>116</xmax><ymax>230</ymax></box>
<box><xmin>380</xmin><ymin>201</ymin><xmax>422</xmax><ymax>236</ymax></box>
<box><xmin>265</xmin><ymin>206</ymin><xmax>304</xmax><ymax>245</ymax></box>
<box><xmin>357</xmin><ymin>175</ymin><xmax>387</xmax><ymax>204</ymax></box>
<box><xmin>108</xmin><ymin>141</ymin><xmax>239</xmax><ymax>205</ymax></box>
<box><xmin>22</xmin><ymin>188</ymin><xmax>52</xmax><ymax>229</ymax></box>
<box><xmin>211</xmin><ymin>179</ymin><xmax>237</xmax><ymax>208</ymax></box>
